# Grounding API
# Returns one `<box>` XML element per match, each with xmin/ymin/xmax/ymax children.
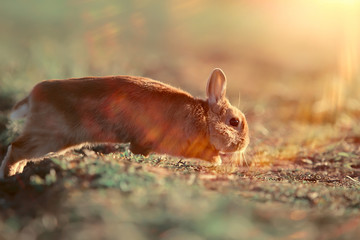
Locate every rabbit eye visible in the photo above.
<box><xmin>229</xmin><ymin>118</ymin><xmax>240</xmax><ymax>127</ymax></box>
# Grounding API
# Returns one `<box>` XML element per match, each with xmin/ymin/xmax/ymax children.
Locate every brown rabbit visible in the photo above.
<box><xmin>0</xmin><ymin>68</ymin><xmax>249</xmax><ymax>178</ymax></box>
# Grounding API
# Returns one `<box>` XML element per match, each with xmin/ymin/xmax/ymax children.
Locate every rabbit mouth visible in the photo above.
<box><xmin>219</xmin><ymin>142</ymin><xmax>248</xmax><ymax>155</ymax></box>
<box><xmin>218</xmin><ymin>151</ymin><xmax>239</xmax><ymax>164</ymax></box>
<box><xmin>219</xmin><ymin>151</ymin><xmax>249</xmax><ymax>167</ymax></box>
<box><xmin>219</xmin><ymin>150</ymin><xmax>241</xmax><ymax>155</ymax></box>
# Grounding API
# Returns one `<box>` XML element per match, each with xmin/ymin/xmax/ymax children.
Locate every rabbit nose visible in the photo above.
<box><xmin>237</xmin><ymin>135</ymin><xmax>249</xmax><ymax>150</ymax></box>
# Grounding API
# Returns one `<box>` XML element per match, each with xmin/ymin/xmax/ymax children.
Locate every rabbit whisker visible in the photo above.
<box><xmin>241</xmin><ymin>152</ymin><xmax>249</xmax><ymax>167</ymax></box>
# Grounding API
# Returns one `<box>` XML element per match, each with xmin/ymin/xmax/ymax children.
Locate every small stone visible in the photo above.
<box><xmin>302</xmin><ymin>159</ymin><xmax>313</xmax><ymax>165</ymax></box>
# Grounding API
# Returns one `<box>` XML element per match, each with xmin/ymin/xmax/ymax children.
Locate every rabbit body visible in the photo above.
<box><xmin>0</xmin><ymin>69</ymin><xmax>249</xmax><ymax>178</ymax></box>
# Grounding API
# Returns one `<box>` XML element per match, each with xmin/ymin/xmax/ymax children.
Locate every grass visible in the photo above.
<box><xmin>1</xmin><ymin>0</ymin><xmax>360</xmax><ymax>239</ymax></box>
<box><xmin>1</xmin><ymin>143</ymin><xmax>360</xmax><ymax>239</ymax></box>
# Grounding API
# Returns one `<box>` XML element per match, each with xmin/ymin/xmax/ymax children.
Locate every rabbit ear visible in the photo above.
<box><xmin>206</xmin><ymin>68</ymin><xmax>227</xmax><ymax>104</ymax></box>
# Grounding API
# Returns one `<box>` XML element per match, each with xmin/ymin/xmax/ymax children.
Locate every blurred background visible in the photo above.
<box><xmin>0</xmin><ymin>0</ymin><xmax>360</xmax><ymax>139</ymax></box>
<box><xmin>2</xmin><ymin>2</ymin><xmax>360</xmax><ymax>239</ymax></box>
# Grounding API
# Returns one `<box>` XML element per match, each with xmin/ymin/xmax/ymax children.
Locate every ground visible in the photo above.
<box><xmin>1</xmin><ymin>1</ymin><xmax>360</xmax><ymax>239</ymax></box>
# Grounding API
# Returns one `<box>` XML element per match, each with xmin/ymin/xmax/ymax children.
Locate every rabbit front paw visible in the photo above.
<box><xmin>129</xmin><ymin>143</ymin><xmax>151</xmax><ymax>156</ymax></box>
<box><xmin>209</xmin><ymin>156</ymin><xmax>222</xmax><ymax>167</ymax></box>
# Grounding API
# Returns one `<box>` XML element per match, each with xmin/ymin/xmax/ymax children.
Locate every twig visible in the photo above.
<box><xmin>346</xmin><ymin>176</ymin><xmax>360</xmax><ymax>185</ymax></box>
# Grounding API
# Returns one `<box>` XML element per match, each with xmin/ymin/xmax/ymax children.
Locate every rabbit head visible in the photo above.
<box><xmin>206</xmin><ymin>69</ymin><xmax>249</xmax><ymax>156</ymax></box>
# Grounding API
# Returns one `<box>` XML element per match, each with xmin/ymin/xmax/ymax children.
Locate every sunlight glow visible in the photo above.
<box><xmin>260</xmin><ymin>0</ymin><xmax>360</xmax><ymax>120</ymax></box>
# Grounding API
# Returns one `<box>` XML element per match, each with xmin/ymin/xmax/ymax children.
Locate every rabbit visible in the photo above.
<box><xmin>0</xmin><ymin>68</ymin><xmax>249</xmax><ymax>178</ymax></box>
